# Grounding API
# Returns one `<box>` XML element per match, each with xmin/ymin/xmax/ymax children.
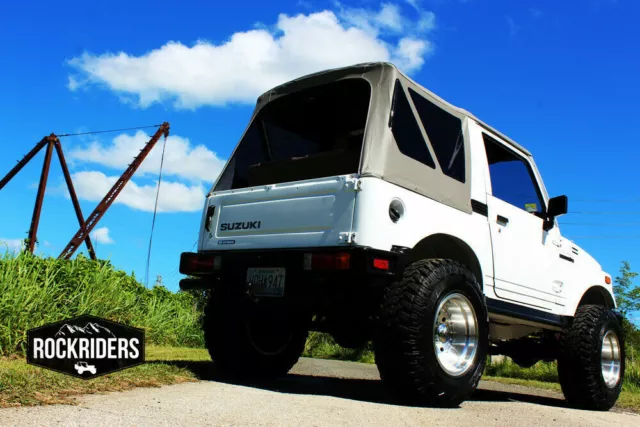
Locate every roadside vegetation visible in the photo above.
<box><xmin>485</xmin><ymin>357</ymin><xmax>640</xmax><ymax>394</ymax></box>
<box><xmin>0</xmin><ymin>251</ymin><xmax>205</xmax><ymax>356</ymax></box>
<box><xmin>303</xmin><ymin>332</ymin><xmax>374</xmax><ymax>363</ymax></box>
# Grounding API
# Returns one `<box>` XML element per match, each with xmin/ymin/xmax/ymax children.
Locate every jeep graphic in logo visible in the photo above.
<box><xmin>220</xmin><ymin>221</ymin><xmax>261</xmax><ymax>231</ymax></box>
<box><xmin>27</xmin><ymin>315</ymin><xmax>145</xmax><ymax>379</ymax></box>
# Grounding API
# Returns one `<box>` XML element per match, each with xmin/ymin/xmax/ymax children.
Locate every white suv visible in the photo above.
<box><xmin>180</xmin><ymin>62</ymin><xmax>624</xmax><ymax>410</ymax></box>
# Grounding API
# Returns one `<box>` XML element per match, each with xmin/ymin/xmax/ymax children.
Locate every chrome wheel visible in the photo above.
<box><xmin>601</xmin><ymin>330</ymin><xmax>622</xmax><ymax>388</ymax></box>
<box><xmin>433</xmin><ymin>293</ymin><xmax>479</xmax><ymax>377</ymax></box>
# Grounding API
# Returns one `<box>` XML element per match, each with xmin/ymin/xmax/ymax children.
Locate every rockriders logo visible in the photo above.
<box><xmin>27</xmin><ymin>315</ymin><xmax>145</xmax><ymax>379</ymax></box>
<box><xmin>220</xmin><ymin>221</ymin><xmax>261</xmax><ymax>231</ymax></box>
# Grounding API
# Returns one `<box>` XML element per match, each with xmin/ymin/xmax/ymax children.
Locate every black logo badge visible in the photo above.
<box><xmin>27</xmin><ymin>315</ymin><xmax>145</xmax><ymax>379</ymax></box>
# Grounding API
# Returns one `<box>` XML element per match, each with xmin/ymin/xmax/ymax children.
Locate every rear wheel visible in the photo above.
<box><xmin>558</xmin><ymin>305</ymin><xmax>625</xmax><ymax>411</ymax></box>
<box><xmin>374</xmin><ymin>258</ymin><xmax>488</xmax><ymax>407</ymax></box>
<box><xmin>203</xmin><ymin>291</ymin><xmax>309</xmax><ymax>379</ymax></box>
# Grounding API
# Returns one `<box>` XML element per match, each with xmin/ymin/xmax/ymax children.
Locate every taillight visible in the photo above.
<box><xmin>180</xmin><ymin>252</ymin><xmax>220</xmax><ymax>275</ymax></box>
<box><xmin>303</xmin><ymin>253</ymin><xmax>351</xmax><ymax>270</ymax></box>
<box><xmin>373</xmin><ymin>258</ymin><xmax>390</xmax><ymax>270</ymax></box>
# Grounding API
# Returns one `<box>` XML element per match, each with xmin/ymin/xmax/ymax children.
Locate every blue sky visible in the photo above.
<box><xmin>0</xmin><ymin>0</ymin><xmax>638</xmax><ymax>318</ymax></box>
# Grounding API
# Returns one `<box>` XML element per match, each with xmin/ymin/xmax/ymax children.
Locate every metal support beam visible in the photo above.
<box><xmin>0</xmin><ymin>137</ymin><xmax>48</xmax><ymax>191</ymax></box>
<box><xmin>27</xmin><ymin>136</ymin><xmax>55</xmax><ymax>253</ymax></box>
<box><xmin>53</xmin><ymin>140</ymin><xmax>97</xmax><ymax>260</ymax></box>
<box><xmin>59</xmin><ymin>122</ymin><xmax>170</xmax><ymax>260</ymax></box>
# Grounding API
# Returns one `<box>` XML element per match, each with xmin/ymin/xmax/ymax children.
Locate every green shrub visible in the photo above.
<box><xmin>303</xmin><ymin>332</ymin><xmax>374</xmax><ymax>363</ymax></box>
<box><xmin>0</xmin><ymin>251</ymin><xmax>204</xmax><ymax>356</ymax></box>
<box><xmin>485</xmin><ymin>356</ymin><xmax>640</xmax><ymax>393</ymax></box>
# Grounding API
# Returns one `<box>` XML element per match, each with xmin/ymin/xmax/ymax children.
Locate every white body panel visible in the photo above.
<box><xmin>487</xmin><ymin>195</ymin><xmax>560</xmax><ymax>311</ymax></box>
<box><xmin>199</xmin><ymin>175</ymin><xmax>358</xmax><ymax>251</ymax></box>
<box><xmin>350</xmin><ymin>177</ymin><xmax>495</xmax><ymax>297</ymax></box>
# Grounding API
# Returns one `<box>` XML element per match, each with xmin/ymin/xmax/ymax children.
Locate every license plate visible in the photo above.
<box><xmin>246</xmin><ymin>267</ymin><xmax>286</xmax><ymax>297</ymax></box>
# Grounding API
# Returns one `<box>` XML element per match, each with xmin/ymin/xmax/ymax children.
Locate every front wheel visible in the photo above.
<box><xmin>374</xmin><ymin>258</ymin><xmax>488</xmax><ymax>407</ymax></box>
<box><xmin>558</xmin><ymin>305</ymin><xmax>625</xmax><ymax>411</ymax></box>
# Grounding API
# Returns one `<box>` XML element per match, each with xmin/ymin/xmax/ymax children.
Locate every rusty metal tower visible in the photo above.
<box><xmin>0</xmin><ymin>122</ymin><xmax>170</xmax><ymax>260</ymax></box>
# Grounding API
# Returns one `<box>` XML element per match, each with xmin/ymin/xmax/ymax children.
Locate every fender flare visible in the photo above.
<box><xmin>402</xmin><ymin>233</ymin><xmax>484</xmax><ymax>288</ymax></box>
<box><xmin>574</xmin><ymin>285</ymin><xmax>616</xmax><ymax>313</ymax></box>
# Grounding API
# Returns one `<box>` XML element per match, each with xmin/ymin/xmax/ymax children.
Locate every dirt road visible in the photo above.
<box><xmin>2</xmin><ymin>358</ymin><xmax>638</xmax><ymax>426</ymax></box>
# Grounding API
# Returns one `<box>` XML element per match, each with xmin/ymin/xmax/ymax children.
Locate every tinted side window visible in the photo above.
<box><xmin>409</xmin><ymin>88</ymin><xmax>465</xmax><ymax>183</ymax></box>
<box><xmin>389</xmin><ymin>80</ymin><xmax>435</xmax><ymax>168</ymax></box>
<box><xmin>483</xmin><ymin>134</ymin><xmax>544</xmax><ymax>214</ymax></box>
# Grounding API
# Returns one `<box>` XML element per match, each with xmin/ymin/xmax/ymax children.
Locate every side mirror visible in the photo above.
<box><xmin>543</xmin><ymin>195</ymin><xmax>568</xmax><ymax>232</ymax></box>
<box><xmin>548</xmin><ymin>195</ymin><xmax>568</xmax><ymax>218</ymax></box>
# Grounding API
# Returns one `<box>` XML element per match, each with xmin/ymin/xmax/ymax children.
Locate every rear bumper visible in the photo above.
<box><xmin>179</xmin><ymin>246</ymin><xmax>407</xmax><ymax>292</ymax></box>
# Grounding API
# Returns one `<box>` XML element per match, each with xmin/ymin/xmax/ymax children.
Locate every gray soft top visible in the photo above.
<box><xmin>257</xmin><ymin>62</ymin><xmax>531</xmax><ymax>157</ymax></box>
<box><xmin>219</xmin><ymin>62</ymin><xmax>528</xmax><ymax>214</ymax></box>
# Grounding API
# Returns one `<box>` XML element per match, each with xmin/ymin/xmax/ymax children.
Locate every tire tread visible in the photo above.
<box><xmin>558</xmin><ymin>304</ymin><xmax>624</xmax><ymax>411</ymax></box>
<box><xmin>374</xmin><ymin>258</ymin><xmax>487</xmax><ymax>407</ymax></box>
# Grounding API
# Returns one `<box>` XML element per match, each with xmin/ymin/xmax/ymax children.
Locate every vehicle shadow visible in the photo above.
<box><xmin>148</xmin><ymin>360</ymin><xmax>569</xmax><ymax>410</ymax></box>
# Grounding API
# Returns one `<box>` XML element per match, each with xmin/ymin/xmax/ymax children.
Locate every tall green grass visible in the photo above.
<box><xmin>0</xmin><ymin>251</ymin><xmax>204</xmax><ymax>356</ymax></box>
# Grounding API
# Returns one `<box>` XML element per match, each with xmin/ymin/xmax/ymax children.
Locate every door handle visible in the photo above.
<box><xmin>496</xmin><ymin>215</ymin><xmax>509</xmax><ymax>225</ymax></box>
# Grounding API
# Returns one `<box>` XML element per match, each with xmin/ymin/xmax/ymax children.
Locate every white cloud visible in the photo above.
<box><xmin>376</xmin><ymin>4</ymin><xmax>405</xmax><ymax>30</ymax></box>
<box><xmin>339</xmin><ymin>3</ymin><xmax>406</xmax><ymax>34</ymax></box>
<box><xmin>529</xmin><ymin>8</ymin><xmax>543</xmax><ymax>19</ymax></box>
<box><xmin>67</xmin><ymin>5</ymin><xmax>436</xmax><ymax>109</ymax></box>
<box><xmin>91</xmin><ymin>227</ymin><xmax>114</xmax><ymax>245</ymax></box>
<box><xmin>404</xmin><ymin>0</ymin><xmax>436</xmax><ymax>32</ymax></box>
<box><xmin>0</xmin><ymin>238</ymin><xmax>24</xmax><ymax>253</ymax></box>
<box><xmin>395</xmin><ymin>38</ymin><xmax>431</xmax><ymax>71</ymax></box>
<box><xmin>68</xmin><ymin>131</ymin><xmax>225</xmax><ymax>184</ymax></box>
<box><xmin>71</xmin><ymin>171</ymin><xmax>205</xmax><ymax>213</ymax></box>
<box><xmin>506</xmin><ymin>16</ymin><xmax>519</xmax><ymax>36</ymax></box>
<box><xmin>67</xmin><ymin>75</ymin><xmax>81</xmax><ymax>91</ymax></box>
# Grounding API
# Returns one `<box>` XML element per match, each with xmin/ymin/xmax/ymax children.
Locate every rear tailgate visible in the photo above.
<box><xmin>200</xmin><ymin>175</ymin><xmax>358</xmax><ymax>251</ymax></box>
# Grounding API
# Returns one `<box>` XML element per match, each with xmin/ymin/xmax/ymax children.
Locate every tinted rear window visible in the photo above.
<box><xmin>214</xmin><ymin>78</ymin><xmax>371</xmax><ymax>190</ymax></box>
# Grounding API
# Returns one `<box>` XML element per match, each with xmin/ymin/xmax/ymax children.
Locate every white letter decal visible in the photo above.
<box><xmin>44</xmin><ymin>338</ymin><xmax>55</xmax><ymax>359</ymax></box>
<box><xmin>118</xmin><ymin>338</ymin><xmax>129</xmax><ymax>359</ymax></box>
<box><xmin>108</xmin><ymin>338</ymin><xmax>117</xmax><ymax>359</ymax></box>
<box><xmin>79</xmin><ymin>338</ymin><xmax>89</xmax><ymax>359</ymax></box>
<box><xmin>56</xmin><ymin>338</ymin><xmax>65</xmax><ymax>359</ymax></box>
<box><xmin>129</xmin><ymin>338</ymin><xmax>140</xmax><ymax>359</ymax></box>
<box><xmin>33</xmin><ymin>338</ymin><xmax>44</xmax><ymax>359</ymax></box>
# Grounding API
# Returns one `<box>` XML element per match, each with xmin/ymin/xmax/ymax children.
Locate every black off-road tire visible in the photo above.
<box><xmin>558</xmin><ymin>304</ymin><xmax>625</xmax><ymax>411</ymax></box>
<box><xmin>374</xmin><ymin>258</ymin><xmax>489</xmax><ymax>407</ymax></box>
<box><xmin>203</xmin><ymin>291</ymin><xmax>309</xmax><ymax>379</ymax></box>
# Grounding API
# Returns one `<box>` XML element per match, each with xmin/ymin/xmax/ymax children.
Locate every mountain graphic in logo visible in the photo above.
<box><xmin>55</xmin><ymin>322</ymin><xmax>116</xmax><ymax>339</ymax></box>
